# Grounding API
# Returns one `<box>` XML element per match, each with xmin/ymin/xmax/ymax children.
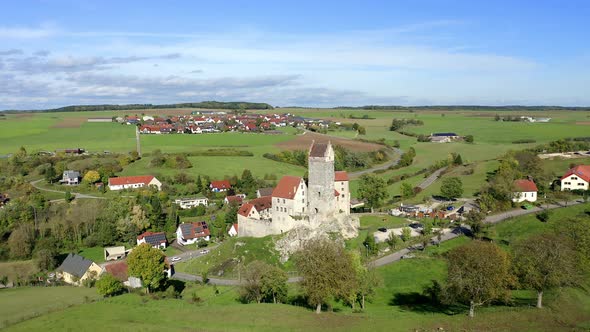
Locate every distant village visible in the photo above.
<box><xmin>88</xmin><ymin>111</ymin><xmax>336</xmax><ymax>134</ymax></box>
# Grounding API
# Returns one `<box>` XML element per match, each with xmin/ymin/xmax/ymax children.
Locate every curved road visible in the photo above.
<box><xmin>31</xmin><ymin>179</ymin><xmax>106</xmax><ymax>199</ymax></box>
<box><xmin>172</xmin><ymin>199</ymin><xmax>586</xmax><ymax>285</ymax></box>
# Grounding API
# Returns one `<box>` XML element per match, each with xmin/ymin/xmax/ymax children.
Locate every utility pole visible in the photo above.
<box><xmin>135</xmin><ymin>125</ymin><xmax>141</xmax><ymax>157</ymax></box>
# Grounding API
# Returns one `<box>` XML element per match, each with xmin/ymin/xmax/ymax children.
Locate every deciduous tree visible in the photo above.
<box><xmin>357</xmin><ymin>174</ymin><xmax>387</xmax><ymax>213</ymax></box>
<box><xmin>96</xmin><ymin>273</ymin><xmax>124</xmax><ymax>297</ymax></box>
<box><xmin>440</xmin><ymin>177</ymin><xmax>463</xmax><ymax>200</ymax></box>
<box><xmin>512</xmin><ymin>233</ymin><xmax>578</xmax><ymax>308</ymax></box>
<box><xmin>127</xmin><ymin>243</ymin><xmax>166</xmax><ymax>293</ymax></box>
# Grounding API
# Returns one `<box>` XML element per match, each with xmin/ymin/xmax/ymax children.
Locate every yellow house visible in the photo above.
<box><xmin>57</xmin><ymin>253</ymin><xmax>102</xmax><ymax>285</ymax></box>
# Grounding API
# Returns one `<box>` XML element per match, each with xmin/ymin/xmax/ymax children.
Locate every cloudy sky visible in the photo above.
<box><xmin>1</xmin><ymin>0</ymin><xmax>589</xmax><ymax>109</ymax></box>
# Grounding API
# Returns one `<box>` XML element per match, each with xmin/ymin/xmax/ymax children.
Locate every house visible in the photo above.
<box><xmin>136</xmin><ymin>231</ymin><xmax>167</xmax><ymax>249</ymax></box>
<box><xmin>210</xmin><ymin>180</ymin><xmax>231</xmax><ymax>192</ymax></box>
<box><xmin>272</xmin><ymin>175</ymin><xmax>308</xmax><ymax>220</ymax></box>
<box><xmin>228</xmin><ymin>223</ymin><xmax>238</xmax><ymax>237</ymax></box>
<box><xmin>108</xmin><ymin>175</ymin><xmax>162</xmax><ymax>191</ymax></box>
<box><xmin>224</xmin><ymin>195</ymin><xmax>244</xmax><ymax>205</ymax></box>
<box><xmin>561</xmin><ymin>165</ymin><xmax>590</xmax><ymax>191</ymax></box>
<box><xmin>512</xmin><ymin>179</ymin><xmax>538</xmax><ymax>203</ymax></box>
<box><xmin>176</xmin><ymin>221</ymin><xmax>211</xmax><ymax>245</ymax></box>
<box><xmin>429</xmin><ymin>132</ymin><xmax>459</xmax><ymax>143</ymax></box>
<box><xmin>60</xmin><ymin>170</ymin><xmax>80</xmax><ymax>185</ymax></box>
<box><xmin>256</xmin><ymin>187</ymin><xmax>274</xmax><ymax>198</ymax></box>
<box><xmin>174</xmin><ymin>197</ymin><xmax>209</xmax><ymax>209</ymax></box>
<box><xmin>56</xmin><ymin>253</ymin><xmax>102</xmax><ymax>285</ymax></box>
<box><xmin>103</xmin><ymin>246</ymin><xmax>126</xmax><ymax>261</ymax></box>
<box><xmin>103</xmin><ymin>261</ymin><xmax>142</xmax><ymax>288</ymax></box>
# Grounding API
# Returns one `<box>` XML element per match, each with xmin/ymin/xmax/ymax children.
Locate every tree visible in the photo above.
<box><xmin>453</xmin><ymin>153</ymin><xmax>463</xmax><ymax>166</ymax></box>
<box><xmin>64</xmin><ymin>191</ymin><xmax>74</xmax><ymax>203</ymax></box>
<box><xmin>464</xmin><ymin>210</ymin><xmax>488</xmax><ymax>239</ymax></box>
<box><xmin>401</xmin><ymin>182</ymin><xmax>414</xmax><ymax>199</ymax></box>
<box><xmin>444</xmin><ymin>241</ymin><xmax>513</xmax><ymax>317</ymax></box>
<box><xmin>464</xmin><ymin>135</ymin><xmax>474</xmax><ymax>143</ymax></box>
<box><xmin>357</xmin><ymin>174</ymin><xmax>388</xmax><ymax>213</ymax></box>
<box><xmin>96</xmin><ymin>273</ymin><xmax>124</xmax><ymax>297</ymax></box>
<box><xmin>83</xmin><ymin>170</ymin><xmax>101</xmax><ymax>184</ymax></box>
<box><xmin>363</xmin><ymin>234</ymin><xmax>378</xmax><ymax>256</ymax></box>
<box><xmin>386</xmin><ymin>232</ymin><xmax>400</xmax><ymax>249</ymax></box>
<box><xmin>440</xmin><ymin>177</ymin><xmax>463</xmax><ymax>200</ymax></box>
<box><xmin>127</xmin><ymin>243</ymin><xmax>166</xmax><ymax>293</ymax></box>
<box><xmin>295</xmin><ymin>238</ymin><xmax>357</xmax><ymax>314</ymax></box>
<box><xmin>260</xmin><ymin>264</ymin><xmax>288</xmax><ymax>304</ymax></box>
<box><xmin>8</xmin><ymin>224</ymin><xmax>35</xmax><ymax>259</ymax></box>
<box><xmin>401</xmin><ymin>227</ymin><xmax>412</xmax><ymax>242</ymax></box>
<box><xmin>357</xmin><ymin>126</ymin><xmax>366</xmax><ymax>135</ymax></box>
<box><xmin>241</xmin><ymin>261</ymin><xmax>288</xmax><ymax>304</ymax></box>
<box><xmin>513</xmin><ymin>233</ymin><xmax>577</xmax><ymax>308</ymax></box>
<box><xmin>554</xmin><ymin>216</ymin><xmax>590</xmax><ymax>273</ymax></box>
<box><xmin>44</xmin><ymin>165</ymin><xmax>57</xmax><ymax>183</ymax></box>
<box><xmin>225</xmin><ymin>204</ymin><xmax>238</xmax><ymax>224</ymax></box>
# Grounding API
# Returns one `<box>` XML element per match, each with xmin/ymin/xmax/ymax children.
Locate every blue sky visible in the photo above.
<box><xmin>0</xmin><ymin>0</ymin><xmax>589</xmax><ymax>109</ymax></box>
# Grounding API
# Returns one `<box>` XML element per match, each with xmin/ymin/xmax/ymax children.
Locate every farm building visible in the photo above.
<box><xmin>108</xmin><ymin>175</ymin><xmax>162</xmax><ymax>191</ymax></box>
<box><xmin>176</xmin><ymin>221</ymin><xmax>211</xmax><ymax>245</ymax></box>
<box><xmin>512</xmin><ymin>179</ymin><xmax>538</xmax><ymax>203</ymax></box>
<box><xmin>136</xmin><ymin>231</ymin><xmax>167</xmax><ymax>249</ymax></box>
<box><xmin>561</xmin><ymin>165</ymin><xmax>590</xmax><ymax>191</ymax></box>
<box><xmin>103</xmin><ymin>246</ymin><xmax>126</xmax><ymax>261</ymax></box>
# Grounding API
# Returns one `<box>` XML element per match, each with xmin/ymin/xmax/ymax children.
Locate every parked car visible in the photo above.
<box><xmin>171</xmin><ymin>256</ymin><xmax>181</xmax><ymax>262</ymax></box>
<box><xmin>446</xmin><ymin>206</ymin><xmax>455</xmax><ymax>211</ymax></box>
<box><xmin>409</xmin><ymin>223</ymin><xmax>423</xmax><ymax>229</ymax></box>
<box><xmin>200</xmin><ymin>249</ymin><xmax>210</xmax><ymax>254</ymax></box>
<box><xmin>378</xmin><ymin>227</ymin><xmax>387</xmax><ymax>233</ymax></box>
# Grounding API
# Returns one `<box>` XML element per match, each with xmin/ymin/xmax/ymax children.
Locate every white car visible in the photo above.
<box><xmin>171</xmin><ymin>256</ymin><xmax>181</xmax><ymax>262</ymax></box>
<box><xmin>200</xmin><ymin>249</ymin><xmax>209</xmax><ymax>254</ymax></box>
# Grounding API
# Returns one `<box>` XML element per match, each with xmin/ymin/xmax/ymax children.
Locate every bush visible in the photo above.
<box><xmin>96</xmin><ymin>273</ymin><xmax>125</xmax><ymax>297</ymax></box>
<box><xmin>536</xmin><ymin>210</ymin><xmax>551</xmax><ymax>222</ymax></box>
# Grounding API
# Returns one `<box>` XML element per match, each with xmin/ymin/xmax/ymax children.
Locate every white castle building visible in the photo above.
<box><xmin>237</xmin><ymin>141</ymin><xmax>351</xmax><ymax>238</ymax></box>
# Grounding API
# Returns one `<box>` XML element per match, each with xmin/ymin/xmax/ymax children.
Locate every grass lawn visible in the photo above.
<box><xmin>0</xmin><ymin>286</ymin><xmax>98</xmax><ymax>329</ymax></box>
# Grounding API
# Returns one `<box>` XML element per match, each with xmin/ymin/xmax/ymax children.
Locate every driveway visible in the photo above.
<box><xmin>30</xmin><ymin>179</ymin><xmax>106</xmax><ymax>199</ymax></box>
<box><xmin>417</xmin><ymin>166</ymin><xmax>448</xmax><ymax>190</ymax></box>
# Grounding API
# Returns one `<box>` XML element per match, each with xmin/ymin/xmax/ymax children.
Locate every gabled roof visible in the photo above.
<box><xmin>432</xmin><ymin>132</ymin><xmax>458</xmax><ymax>137</ymax></box>
<box><xmin>272</xmin><ymin>176</ymin><xmax>303</xmax><ymax>199</ymax></box>
<box><xmin>513</xmin><ymin>179</ymin><xmax>538</xmax><ymax>192</ymax></box>
<box><xmin>109</xmin><ymin>175</ymin><xmax>155</xmax><ymax>186</ymax></box>
<box><xmin>137</xmin><ymin>231</ymin><xmax>167</xmax><ymax>246</ymax></box>
<box><xmin>309</xmin><ymin>142</ymin><xmax>329</xmax><ymax>157</ymax></box>
<box><xmin>63</xmin><ymin>170</ymin><xmax>80</xmax><ymax>178</ymax></box>
<box><xmin>178</xmin><ymin>221</ymin><xmax>210</xmax><ymax>240</ymax></box>
<box><xmin>561</xmin><ymin>165</ymin><xmax>590</xmax><ymax>182</ymax></box>
<box><xmin>104</xmin><ymin>261</ymin><xmax>129</xmax><ymax>281</ymax></box>
<box><xmin>232</xmin><ymin>223</ymin><xmax>238</xmax><ymax>232</ymax></box>
<box><xmin>334</xmin><ymin>190</ymin><xmax>340</xmax><ymax>197</ymax></box>
<box><xmin>334</xmin><ymin>171</ymin><xmax>349</xmax><ymax>181</ymax></box>
<box><xmin>57</xmin><ymin>253</ymin><xmax>94</xmax><ymax>278</ymax></box>
<box><xmin>225</xmin><ymin>195</ymin><xmax>243</xmax><ymax>204</ymax></box>
<box><xmin>257</xmin><ymin>187</ymin><xmax>274</xmax><ymax>197</ymax></box>
<box><xmin>238</xmin><ymin>203</ymin><xmax>255</xmax><ymax>217</ymax></box>
<box><xmin>210</xmin><ymin>180</ymin><xmax>231</xmax><ymax>190</ymax></box>
<box><xmin>249</xmin><ymin>196</ymin><xmax>272</xmax><ymax>212</ymax></box>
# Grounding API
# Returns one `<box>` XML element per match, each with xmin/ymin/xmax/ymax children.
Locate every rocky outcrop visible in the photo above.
<box><xmin>274</xmin><ymin>214</ymin><xmax>360</xmax><ymax>262</ymax></box>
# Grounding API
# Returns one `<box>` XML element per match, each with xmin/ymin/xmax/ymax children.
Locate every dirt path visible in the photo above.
<box><xmin>31</xmin><ymin>179</ymin><xmax>106</xmax><ymax>200</ymax></box>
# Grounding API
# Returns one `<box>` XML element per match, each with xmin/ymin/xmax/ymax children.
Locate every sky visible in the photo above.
<box><xmin>0</xmin><ymin>0</ymin><xmax>589</xmax><ymax>109</ymax></box>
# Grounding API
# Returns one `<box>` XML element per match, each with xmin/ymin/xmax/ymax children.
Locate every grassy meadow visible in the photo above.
<box><xmin>4</xmin><ymin>203</ymin><xmax>590</xmax><ymax>331</ymax></box>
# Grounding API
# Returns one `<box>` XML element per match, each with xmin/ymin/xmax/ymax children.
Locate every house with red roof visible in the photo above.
<box><xmin>512</xmin><ymin>179</ymin><xmax>538</xmax><ymax>203</ymax></box>
<box><xmin>210</xmin><ymin>180</ymin><xmax>231</xmax><ymax>192</ymax></box>
<box><xmin>108</xmin><ymin>175</ymin><xmax>162</xmax><ymax>191</ymax></box>
<box><xmin>272</xmin><ymin>175</ymin><xmax>308</xmax><ymax>221</ymax></box>
<box><xmin>224</xmin><ymin>195</ymin><xmax>245</xmax><ymax>206</ymax></box>
<box><xmin>136</xmin><ymin>231</ymin><xmax>167</xmax><ymax>249</ymax></box>
<box><xmin>561</xmin><ymin>165</ymin><xmax>590</xmax><ymax>191</ymax></box>
<box><xmin>103</xmin><ymin>261</ymin><xmax>142</xmax><ymax>288</ymax></box>
<box><xmin>176</xmin><ymin>221</ymin><xmax>211</xmax><ymax>246</ymax></box>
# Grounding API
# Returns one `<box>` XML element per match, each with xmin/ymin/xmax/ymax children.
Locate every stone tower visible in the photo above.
<box><xmin>307</xmin><ymin>141</ymin><xmax>335</xmax><ymax>217</ymax></box>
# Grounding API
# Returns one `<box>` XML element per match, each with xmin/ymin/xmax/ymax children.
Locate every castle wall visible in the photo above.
<box><xmin>238</xmin><ymin>215</ymin><xmax>275</xmax><ymax>237</ymax></box>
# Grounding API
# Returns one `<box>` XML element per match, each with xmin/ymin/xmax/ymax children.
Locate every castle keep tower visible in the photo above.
<box><xmin>307</xmin><ymin>141</ymin><xmax>336</xmax><ymax>217</ymax></box>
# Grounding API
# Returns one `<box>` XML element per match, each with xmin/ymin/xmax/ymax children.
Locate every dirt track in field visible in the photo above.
<box><xmin>575</xmin><ymin>121</ymin><xmax>590</xmax><ymax>125</ymax></box>
<box><xmin>275</xmin><ymin>131</ymin><xmax>383</xmax><ymax>152</ymax></box>
<box><xmin>51</xmin><ymin>117</ymin><xmax>88</xmax><ymax>128</ymax></box>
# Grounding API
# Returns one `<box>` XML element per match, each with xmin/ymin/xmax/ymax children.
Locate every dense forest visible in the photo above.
<box><xmin>1</xmin><ymin>101</ymin><xmax>274</xmax><ymax>113</ymax></box>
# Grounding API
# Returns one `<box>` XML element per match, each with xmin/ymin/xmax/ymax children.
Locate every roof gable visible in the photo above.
<box><xmin>58</xmin><ymin>253</ymin><xmax>94</xmax><ymax>278</ymax></box>
<box><xmin>210</xmin><ymin>180</ymin><xmax>231</xmax><ymax>189</ymax></box>
<box><xmin>272</xmin><ymin>176</ymin><xmax>303</xmax><ymax>199</ymax></box>
<box><xmin>513</xmin><ymin>179</ymin><xmax>538</xmax><ymax>192</ymax></box>
<box><xmin>249</xmin><ymin>196</ymin><xmax>272</xmax><ymax>212</ymax></box>
<box><xmin>562</xmin><ymin>165</ymin><xmax>590</xmax><ymax>182</ymax></box>
<box><xmin>257</xmin><ymin>187</ymin><xmax>274</xmax><ymax>197</ymax></box>
<box><xmin>238</xmin><ymin>203</ymin><xmax>254</xmax><ymax>217</ymax></box>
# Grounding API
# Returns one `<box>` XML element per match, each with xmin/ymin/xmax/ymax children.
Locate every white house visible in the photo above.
<box><xmin>334</xmin><ymin>171</ymin><xmax>350</xmax><ymax>214</ymax></box>
<box><xmin>561</xmin><ymin>165</ymin><xmax>590</xmax><ymax>191</ymax></box>
<box><xmin>228</xmin><ymin>223</ymin><xmax>238</xmax><ymax>237</ymax></box>
<box><xmin>512</xmin><ymin>179</ymin><xmax>538</xmax><ymax>203</ymax></box>
<box><xmin>271</xmin><ymin>176</ymin><xmax>308</xmax><ymax>222</ymax></box>
<box><xmin>136</xmin><ymin>231</ymin><xmax>167</xmax><ymax>249</ymax></box>
<box><xmin>210</xmin><ymin>180</ymin><xmax>231</xmax><ymax>192</ymax></box>
<box><xmin>174</xmin><ymin>197</ymin><xmax>209</xmax><ymax>209</ymax></box>
<box><xmin>108</xmin><ymin>175</ymin><xmax>162</xmax><ymax>191</ymax></box>
<box><xmin>60</xmin><ymin>170</ymin><xmax>80</xmax><ymax>185</ymax></box>
<box><xmin>176</xmin><ymin>221</ymin><xmax>211</xmax><ymax>245</ymax></box>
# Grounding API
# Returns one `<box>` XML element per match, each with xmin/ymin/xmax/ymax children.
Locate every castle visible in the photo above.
<box><xmin>237</xmin><ymin>141</ymin><xmax>351</xmax><ymax>237</ymax></box>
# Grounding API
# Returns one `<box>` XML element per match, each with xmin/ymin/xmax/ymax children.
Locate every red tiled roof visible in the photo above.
<box><xmin>210</xmin><ymin>180</ymin><xmax>231</xmax><ymax>190</ymax></box>
<box><xmin>104</xmin><ymin>261</ymin><xmax>128</xmax><ymax>281</ymax></box>
<box><xmin>513</xmin><ymin>179</ymin><xmax>538</xmax><ymax>192</ymax></box>
<box><xmin>249</xmin><ymin>196</ymin><xmax>272</xmax><ymax>212</ymax></box>
<box><xmin>109</xmin><ymin>175</ymin><xmax>154</xmax><ymax>186</ymax></box>
<box><xmin>334</xmin><ymin>171</ymin><xmax>349</xmax><ymax>181</ymax></box>
<box><xmin>561</xmin><ymin>165</ymin><xmax>590</xmax><ymax>182</ymax></box>
<box><xmin>238</xmin><ymin>203</ymin><xmax>254</xmax><ymax>217</ymax></box>
<box><xmin>272</xmin><ymin>176</ymin><xmax>303</xmax><ymax>199</ymax></box>
<box><xmin>179</xmin><ymin>221</ymin><xmax>210</xmax><ymax>240</ymax></box>
<box><xmin>225</xmin><ymin>196</ymin><xmax>243</xmax><ymax>204</ymax></box>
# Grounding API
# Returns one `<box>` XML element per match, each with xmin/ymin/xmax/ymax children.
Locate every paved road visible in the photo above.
<box><xmin>172</xmin><ymin>271</ymin><xmax>302</xmax><ymax>285</ymax></box>
<box><xmin>417</xmin><ymin>166</ymin><xmax>448</xmax><ymax>190</ymax></box>
<box><xmin>31</xmin><ymin>179</ymin><xmax>106</xmax><ymax>199</ymax></box>
<box><xmin>484</xmin><ymin>199</ymin><xmax>583</xmax><ymax>224</ymax></box>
